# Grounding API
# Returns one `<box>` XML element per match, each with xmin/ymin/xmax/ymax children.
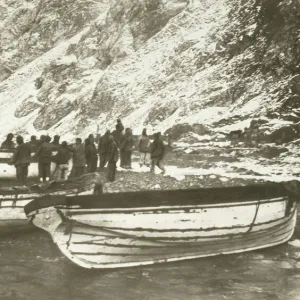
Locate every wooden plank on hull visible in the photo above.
<box><xmin>64</xmin><ymin>222</ymin><xmax>295</xmax><ymax>267</ymax></box>
<box><xmin>67</xmin><ymin>213</ymin><xmax>295</xmax><ymax>248</ymax></box>
<box><xmin>66</xmin><ymin>207</ymin><xmax>295</xmax><ymax>240</ymax></box>
<box><xmin>62</xmin><ymin>210</ymin><xmax>294</xmax><ymax>242</ymax></box>
<box><xmin>68</xmin><ymin>202</ymin><xmax>286</xmax><ymax>232</ymax></box>
<box><xmin>72</xmin><ymin>231</ymin><xmax>293</xmax><ymax>265</ymax></box>
<box><xmin>66</xmin><ymin>213</ymin><xmax>295</xmax><ymax>255</ymax></box>
<box><xmin>49</xmin><ymin>209</ymin><xmax>296</xmax><ymax>268</ymax></box>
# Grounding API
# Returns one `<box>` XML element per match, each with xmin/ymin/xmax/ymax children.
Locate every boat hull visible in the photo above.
<box><xmin>0</xmin><ymin>173</ymin><xmax>100</xmax><ymax>234</ymax></box>
<box><xmin>27</xmin><ymin>185</ymin><xmax>298</xmax><ymax>269</ymax></box>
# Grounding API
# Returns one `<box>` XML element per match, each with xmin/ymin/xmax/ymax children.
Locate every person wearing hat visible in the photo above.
<box><xmin>85</xmin><ymin>137</ymin><xmax>98</xmax><ymax>173</ymax></box>
<box><xmin>29</xmin><ymin>135</ymin><xmax>39</xmax><ymax>152</ymax></box>
<box><xmin>138</xmin><ymin>128</ymin><xmax>151</xmax><ymax>167</ymax></box>
<box><xmin>34</xmin><ymin>135</ymin><xmax>54</xmax><ymax>182</ymax></box>
<box><xmin>150</xmin><ymin>132</ymin><xmax>165</xmax><ymax>174</ymax></box>
<box><xmin>98</xmin><ymin>130</ymin><xmax>110</xmax><ymax>169</ymax></box>
<box><xmin>69</xmin><ymin>138</ymin><xmax>86</xmax><ymax>177</ymax></box>
<box><xmin>119</xmin><ymin>128</ymin><xmax>134</xmax><ymax>169</ymax></box>
<box><xmin>1</xmin><ymin>133</ymin><xmax>15</xmax><ymax>149</ymax></box>
<box><xmin>113</xmin><ymin>119</ymin><xmax>125</xmax><ymax>147</ymax></box>
<box><xmin>9</xmin><ymin>135</ymin><xmax>31</xmax><ymax>185</ymax></box>
<box><xmin>106</xmin><ymin>135</ymin><xmax>119</xmax><ymax>181</ymax></box>
<box><xmin>36</xmin><ymin>135</ymin><xmax>46</xmax><ymax>149</ymax></box>
<box><xmin>51</xmin><ymin>135</ymin><xmax>61</xmax><ymax>150</ymax></box>
<box><xmin>53</xmin><ymin>141</ymin><xmax>71</xmax><ymax>180</ymax></box>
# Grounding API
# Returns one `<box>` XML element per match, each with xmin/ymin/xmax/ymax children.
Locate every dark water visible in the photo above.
<box><xmin>0</xmin><ymin>226</ymin><xmax>299</xmax><ymax>300</ymax></box>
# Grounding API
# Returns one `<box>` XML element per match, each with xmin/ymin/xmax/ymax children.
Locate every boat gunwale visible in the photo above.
<box><xmin>24</xmin><ymin>182</ymin><xmax>297</xmax><ymax>216</ymax></box>
<box><xmin>60</xmin><ymin>196</ymin><xmax>289</xmax><ymax>214</ymax></box>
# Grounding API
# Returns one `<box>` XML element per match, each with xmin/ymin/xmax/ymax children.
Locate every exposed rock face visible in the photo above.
<box><xmin>0</xmin><ymin>0</ymin><xmax>108</xmax><ymax>82</ymax></box>
<box><xmin>1</xmin><ymin>0</ymin><xmax>300</xmax><ymax>141</ymax></box>
<box><xmin>165</xmin><ymin>123</ymin><xmax>209</xmax><ymax>141</ymax></box>
<box><xmin>268</xmin><ymin>123</ymin><xmax>300</xmax><ymax>144</ymax></box>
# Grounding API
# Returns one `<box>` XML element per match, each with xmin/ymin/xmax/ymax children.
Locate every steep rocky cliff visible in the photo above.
<box><xmin>1</xmin><ymin>0</ymin><xmax>300</xmax><ymax>141</ymax></box>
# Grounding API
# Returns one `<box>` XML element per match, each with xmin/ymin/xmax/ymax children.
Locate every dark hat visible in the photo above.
<box><xmin>16</xmin><ymin>135</ymin><xmax>23</xmax><ymax>144</ymax></box>
<box><xmin>45</xmin><ymin>135</ymin><xmax>51</xmax><ymax>142</ymax></box>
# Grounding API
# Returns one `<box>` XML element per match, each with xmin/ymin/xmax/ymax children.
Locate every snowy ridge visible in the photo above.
<box><xmin>0</xmin><ymin>0</ymin><xmax>300</xmax><ymax>144</ymax></box>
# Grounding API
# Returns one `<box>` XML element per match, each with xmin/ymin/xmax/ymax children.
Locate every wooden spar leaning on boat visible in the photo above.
<box><xmin>24</xmin><ymin>181</ymin><xmax>299</xmax><ymax>269</ymax></box>
<box><xmin>0</xmin><ymin>173</ymin><xmax>102</xmax><ymax>234</ymax></box>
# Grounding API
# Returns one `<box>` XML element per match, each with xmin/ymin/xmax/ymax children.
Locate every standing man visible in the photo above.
<box><xmin>34</xmin><ymin>135</ymin><xmax>54</xmax><ymax>182</ymax></box>
<box><xmin>98</xmin><ymin>130</ymin><xmax>110</xmax><ymax>169</ymax></box>
<box><xmin>138</xmin><ymin>128</ymin><xmax>150</xmax><ymax>167</ymax></box>
<box><xmin>85</xmin><ymin>136</ymin><xmax>98</xmax><ymax>173</ymax></box>
<box><xmin>70</xmin><ymin>138</ymin><xmax>86</xmax><ymax>177</ymax></box>
<box><xmin>51</xmin><ymin>135</ymin><xmax>61</xmax><ymax>149</ymax></box>
<box><xmin>120</xmin><ymin>128</ymin><xmax>134</xmax><ymax>169</ymax></box>
<box><xmin>114</xmin><ymin>119</ymin><xmax>124</xmax><ymax>147</ymax></box>
<box><xmin>150</xmin><ymin>132</ymin><xmax>165</xmax><ymax>174</ymax></box>
<box><xmin>53</xmin><ymin>141</ymin><xmax>71</xmax><ymax>180</ymax></box>
<box><xmin>107</xmin><ymin>135</ymin><xmax>119</xmax><ymax>182</ymax></box>
<box><xmin>1</xmin><ymin>133</ymin><xmax>15</xmax><ymax>149</ymax></box>
<box><xmin>9</xmin><ymin>135</ymin><xmax>31</xmax><ymax>186</ymax></box>
<box><xmin>116</xmin><ymin>119</ymin><xmax>124</xmax><ymax>133</ymax></box>
<box><xmin>29</xmin><ymin>135</ymin><xmax>39</xmax><ymax>152</ymax></box>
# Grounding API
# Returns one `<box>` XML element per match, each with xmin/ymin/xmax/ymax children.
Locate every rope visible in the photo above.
<box><xmin>246</xmin><ymin>199</ymin><xmax>261</xmax><ymax>233</ymax></box>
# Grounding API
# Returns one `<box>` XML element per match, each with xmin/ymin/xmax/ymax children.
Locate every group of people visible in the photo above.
<box><xmin>2</xmin><ymin>119</ymin><xmax>166</xmax><ymax>186</ymax></box>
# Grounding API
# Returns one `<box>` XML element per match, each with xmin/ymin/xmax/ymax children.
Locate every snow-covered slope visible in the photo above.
<box><xmin>1</xmin><ymin>0</ymin><xmax>300</xmax><ymax>140</ymax></box>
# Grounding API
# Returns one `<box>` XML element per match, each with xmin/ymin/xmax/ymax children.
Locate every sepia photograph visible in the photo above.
<box><xmin>0</xmin><ymin>0</ymin><xmax>299</xmax><ymax>299</ymax></box>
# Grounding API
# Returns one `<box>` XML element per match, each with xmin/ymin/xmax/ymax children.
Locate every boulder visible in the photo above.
<box><xmin>14</xmin><ymin>96</ymin><xmax>42</xmax><ymax>118</ymax></box>
<box><xmin>268</xmin><ymin>124</ymin><xmax>300</xmax><ymax>144</ymax></box>
<box><xmin>249</xmin><ymin>119</ymin><xmax>269</xmax><ymax>129</ymax></box>
<box><xmin>192</xmin><ymin>123</ymin><xmax>209</xmax><ymax>135</ymax></box>
<box><xmin>165</xmin><ymin>123</ymin><xmax>209</xmax><ymax>141</ymax></box>
<box><xmin>164</xmin><ymin>123</ymin><xmax>193</xmax><ymax>140</ymax></box>
<box><xmin>256</xmin><ymin>146</ymin><xmax>289</xmax><ymax>158</ymax></box>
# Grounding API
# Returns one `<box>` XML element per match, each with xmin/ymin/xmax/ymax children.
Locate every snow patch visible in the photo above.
<box><xmin>288</xmin><ymin>240</ymin><xmax>300</xmax><ymax>248</ymax></box>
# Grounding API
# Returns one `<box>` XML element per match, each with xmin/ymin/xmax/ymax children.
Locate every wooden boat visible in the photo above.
<box><xmin>24</xmin><ymin>182</ymin><xmax>298</xmax><ymax>269</ymax></box>
<box><xmin>0</xmin><ymin>173</ymin><xmax>102</xmax><ymax>234</ymax></box>
<box><xmin>0</xmin><ymin>149</ymin><xmax>62</xmax><ymax>178</ymax></box>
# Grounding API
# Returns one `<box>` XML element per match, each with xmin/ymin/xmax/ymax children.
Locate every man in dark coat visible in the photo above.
<box><xmin>34</xmin><ymin>135</ymin><xmax>54</xmax><ymax>182</ymax></box>
<box><xmin>85</xmin><ymin>137</ymin><xmax>98</xmax><ymax>173</ymax></box>
<box><xmin>51</xmin><ymin>135</ymin><xmax>60</xmax><ymax>149</ymax></box>
<box><xmin>118</xmin><ymin>132</ymin><xmax>126</xmax><ymax>167</ymax></box>
<box><xmin>107</xmin><ymin>135</ymin><xmax>119</xmax><ymax>182</ymax></box>
<box><xmin>9</xmin><ymin>135</ymin><xmax>31</xmax><ymax>185</ymax></box>
<box><xmin>98</xmin><ymin>130</ymin><xmax>110</xmax><ymax>169</ymax></box>
<box><xmin>116</xmin><ymin>119</ymin><xmax>124</xmax><ymax>132</ymax></box>
<box><xmin>150</xmin><ymin>132</ymin><xmax>165</xmax><ymax>174</ymax></box>
<box><xmin>29</xmin><ymin>135</ymin><xmax>39</xmax><ymax>152</ymax></box>
<box><xmin>113</xmin><ymin>119</ymin><xmax>124</xmax><ymax>147</ymax></box>
<box><xmin>36</xmin><ymin>135</ymin><xmax>46</xmax><ymax>149</ymax></box>
<box><xmin>70</xmin><ymin>138</ymin><xmax>86</xmax><ymax>177</ymax></box>
<box><xmin>1</xmin><ymin>133</ymin><xmax>15</xmax><ymax>149</ymax></box>
<box><xmin>119</xmin><ymin>128</ymin><xmax>134</xmax><ymax>169</ymax></box>
<box><xmin>88</xmin><ymin>134</ymin><xmax>95</xmax><ymax>143</ymax></box>
<box><xmin>53</xmin><ymin>141</ymin><xmax>71</xmax><ymax>180</ymax></box>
